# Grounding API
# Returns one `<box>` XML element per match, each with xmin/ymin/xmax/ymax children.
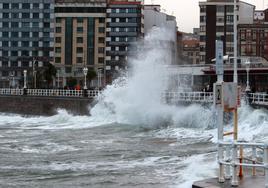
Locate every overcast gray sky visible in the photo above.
<box><xmin>144</xmin><ymin>0</ymin><xmax>267</xmax><ymax>33</ymax></box>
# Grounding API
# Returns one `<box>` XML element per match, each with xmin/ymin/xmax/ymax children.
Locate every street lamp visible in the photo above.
<box><xmin>83</xmin><ymin>67</ymin><xmax>88</xmax><ymax>90</ymax></box>
<box><xmin>33</xmin><ymin>60</ymin><xmax>37</xmax><ymax>89</ymax></box>
<box><xmin>245</xmin><ymin>60</ymin><xmax>251</xmax><ymax>92</ymax></box>
<box><xmin>97</xmin><ymin>69</ymin><xmax>102</xmax><ymax>89</ymax></box>
<box><xmin>23</xmin><ymin>70</ymin><xmax>27</xmax><ymax>89</ymax></box>
<box><xmin>57</xmin><ymin>69</ymin><xmax>60</xmax><ymax>89</ymax></box>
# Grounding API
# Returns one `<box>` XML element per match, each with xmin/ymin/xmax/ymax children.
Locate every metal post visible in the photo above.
<box><xmin>23</xmin><ymin>70</ymin><xmax>27</xmax><ymax>95</ymax></box>
<box><xmin>57</xmin><ymin>70</ymin><xmax>60</xmax><ymax>89</ymax></box>
<box><xmin>265</xmin><ymin>145</ymin><xmax>268</xmax><ymax>188</ymax></box>
<box><xmin>252</xmin><ymin>146</ymin><xmax>256</xmax><ymax>176</ymax></box>
<box><xmin>231</xmin><ymin>143</ymin><xmax>238</xmax><ymax>186</ymax></box>
<box><xmin>233</xmin><ymin>0</ymin><xmax>238</xmax><ymax>83</ymax></box>
<box><xmin>225</xmin><ymin>146</ymin><xmax>231</xmax><ymax>179</ymax></box>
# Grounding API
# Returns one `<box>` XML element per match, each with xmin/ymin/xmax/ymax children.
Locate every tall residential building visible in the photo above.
<box><xmin>0</xmin><ymin>0</ymin><xmax>54</xmax><ymax>88</ymax></box>
<box><xmin>144</xmin><ymin>5</ymin><xmax>178</xmax><ymax>64</ymax></box>
<box><xmin>54</xmin><ymin>0</ymin><xmax>106</xmax><ymax>88</ymax></box>
<box><xmin>106</xmin><ymin>0</ymin><xmax>144</xmax><ymax>83</ymax></box>
<box><xmin>199</xmin><ymin>0</ymin><xmax>255</xmax><ymax>64</ymax></box>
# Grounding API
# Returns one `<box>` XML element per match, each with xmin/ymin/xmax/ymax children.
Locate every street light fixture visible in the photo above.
<box><xmin>83</xmin><ymin>67</ymin><xmax>88</xmax><ymax>90</ymax></box>
<box><xmin>244</xmin><ymin>60</ymin><xmax>251</xmax><ymax>92</ymax></box>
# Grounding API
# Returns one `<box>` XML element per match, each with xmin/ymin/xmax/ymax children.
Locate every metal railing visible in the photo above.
<box><xmin>0</xmin><ymin>88</ymin><xmax>24</xmax><ymax>95</ymax></box>
<box><xmin>248</xmin><ymin>93</ymin><xmax>268</xmax><ymax>105</ymax></box>
<box><xmin>218</xmin><ymin>141</ymin><xmax>268</xmax><ymax>187</ymax></box>
<box><xmin>162</xmin><ymin>91</ymin><xmax>214</xmax><ymax>104</ymax></box>
<box><xmin>0</xmin><ymin>88</ymin><xmax>100</xmax><ymax>98</ymax></box>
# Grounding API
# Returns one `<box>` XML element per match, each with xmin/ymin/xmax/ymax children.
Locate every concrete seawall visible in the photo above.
<box><xmin>0</xmin><ymin>95</ymin><xmax>94</xmax><ymax>116</ymax></box>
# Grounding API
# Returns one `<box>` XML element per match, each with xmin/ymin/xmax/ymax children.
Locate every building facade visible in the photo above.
<box><xmin>0</xmin><ymin>0</ymin><xmax>54</xmax><ymax>88</ymax></box>
<box><xmin>105</xmin><ymin>0</ymin><xmax>144</xmax><ymax>83</ymax></box>
<box><xmin>182</xmin><ymin>39</ymin><xmax>200</xmax><ymax>64</ymax></box>
<box><xmin>54</xmin><ymin>0</ymin><xmax>106</xmax><ymax>88</ymax></box>
<box><xmin>199</xmin><ymin>0</ymin><xmax>255</xmax><ymax>64</ymax></box>
<box><xmin>238</xmin><ymin>9</ymin><xmax>268</xmax><ymax>60</ymax></box>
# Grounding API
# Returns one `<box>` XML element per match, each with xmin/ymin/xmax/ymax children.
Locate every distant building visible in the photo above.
<box><xmin>182</xmin><ymin>39</ymin><xmax>200</xmax><ymax>64</ymax></box>
<box><xmin>105</xmin><ymin>0</ymin><xmax>144</xmax><ymax>83</ymax></box>
<box><xmin>54</xmin><ymin>0</ymin><xmax>106</xmax><ymax>88</ymax></box>
<box><xmin>144</xmin><ymin>4</ymin><xmax>178</xmax><ymax>64</ymax></box>
<box><xmin>0</xmin><ymin>0</ymin><xmax>55</xmax><ymax>88</ymax></box>
<box><xmin>199</xmin><ymin>0</ymin><xmax>255</xmax><ymax>64</ymax></box>
<box><xmin>238</xmin><ymin>9</ymin><xmax>268</xmax><ymax>60</ymax></box>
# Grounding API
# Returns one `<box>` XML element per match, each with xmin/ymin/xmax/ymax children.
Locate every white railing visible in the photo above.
<box><xmin>163</xmin><ymin>92</ymin><xmax>214</xmax><ymax>104</ymax></box>
<box><xmin>218</xmin><ymin>141</ymin><xmax>268</xmax><ymax>187</ymax></box>
<box><xmin>0</xmin><ymin>88</ymin><xmax>24</xmax><ymax>95</ymax></box>
<box><xmin>248</xmin><ymin>93</ymin><xmax>268</xmax><ymax>105</ymax></box>
<box><xmin>0</xmin><ymin>88</ymin><xmax>101</xmax><ymax>98</ymax></box>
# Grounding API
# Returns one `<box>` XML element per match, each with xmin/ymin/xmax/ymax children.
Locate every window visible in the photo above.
<box><xmin>226</xmin><ymin>25</ymin><xmax>233</xmax><ymax>32</ymax></box>
<box><xmin>2</xmin><ymin>32</ymin><xmax>9</xmax><ymax>38</ymax></box>
<box><xmin>22</xmin><ymin>41</ymin><xmax>29</xmax><ymax>47</ymax></box>
<box><xmin>98</xmin><ymin>47</ymin><xmax>105</xmax><ymax>54</ymax></box>
<box><xmin>11</xmin><ymin>22</ymin><xmax>19</xmax><ymax>28</ymax></box>
<box><xmin>3</xmin><ymin>13</ymin><xmax>9</xmax><ymax>18</ymax></box>
<box><xmin>226</xmin><ymin>15</ymin><xmax>233</xmax><ymax>22</ymax></box>
<box><xmin>22</xmin><ymin>32</ymin><xmax>29</xmax><ymax>37</ymax></box>
<box><xmin>22</xmin><ymin>3</ymin><xmax>30</xmax><ymax>9</ymax></box>
<box><xmin>44</xmin><ymin>13</ymin><xmax>50</xmax><ymax>19</ymax></box>
<box><xmin>11</xmin><ymin>32</ymin><xmax>18</xmax><ymax>37</ymax></box>
<box><xmin>55</xmin><ymin>57</ymin><xmax>61</xmax><ymax>63</ymax></box>
<box><xmin>2</xmin><ymin>51</ymin><xmax>8</xmax><ymax>57</ymax></box>
<box><xmin>2</xmin><ymin>41</ymin><xmax>9</xmax><ymax>47</ymax></box>
<box><xmin>32</xmin><ymin>51</ymin><xmax>38</xmax><ymax>56</ymax></box>
<box><xmin>22</xmin><ymin>51</ymin><xmax>29</xmax><ymax>56</ymax></box>
<box><xmin>11</xmin><ymin>51</ymin><xmax>18</xmax><ymax>56</ymax></box>
<box><xmin>22</xmin><ymin>22</ymin><xmax>30</xmax><ymax>27</ymax></box>
<box><xmin>65</xmin><ymin>67</ymin><xmax>72</xmax><ymax>73</ymax></box>
<box><xmin>33</xmin><ymin>22</ymin><xmax>39</xmax><ymax>28</ymax></box>
<box><xmin>77</xmin><ymin>37</ymin><xmax>83</xmax><ymax>43</ymax></box>
<box><xmin>226</xmin><ymin>5</ymin><xmax>234</xmax><ymax>13</ymax></box>
<box><xmin>3</xmin><ymin>3</ymin><xmax>9</xmax><ymax>9</ymax></box>
<box><xmin>77</xmin><ymin>27</ymin><xmax>83</xmax><ymax>33</ymax></box>
<box><xmin>33</xmin><ymin>3</ymin><xmax>39</xmax><ymax>8</ymax></box>
<box><xmin>44</xmin><ymin>22</ymin><xmax>50</xmax><ymax>28</ymax></box>
<box><xmin>99</xmin><ymin>18</ymin><xmax>105</xmax><ymax>23</ymax></box>
<box><xmin>56</xmin><ymin>37</ymin><xmax>61</xmax><ymax>43</ymax></box>
<box><xmin>77</xmin><ymin>47</ymin><xmax>83</xmax><ymax>53</ymax></box>
<box><xmin>43</xmin><ymin>41</ymin><xmax>49</xmax><ymax>47</ymax></box>
<box><xmin>119</xmin><ymin>9</ymin><xmax>126</xmax><ymax>13</ymax></box>
<box><xmin>3</xmin><ymin>22</ymin><xmax>9</xmax><ymax>28</ymax></box>
<box><xmin>76</xmin><ymin>57</ymin><xmax>83</xmax><ymax>64</ymax></box>
<box><xmin>2</xmin><ymin>62</ymin><xmax>8</xmax><ymax>68</ymax></box>
<box><xmin>200</xmin><ymin>16</ymin><xmax>206</xmax><ymax>22</ymax></box>
<box><xmin>32</xmin><ymin>41</ymin><xmax>39</xmax><ymax>47</ymax></box>
<box><xmin>11</xmin><ymin>3</ymin><xmax>19</xmax><ymax>9</ymax></box>
<box><xmin>33</xmin><ymin>32</ymin><xmax>39</xmax><ymax>37</ymax></box>
<box><xmin>11</xmin><ymin>61</ymin><xmax>18</xmax><ymax>67</ymax></box>
<box><xmin>77</xmin><ymin>17</ymin><xmax>84</xmax><ymax>23</ymax></box>
<box><xmin>56</xmin><ymin>27</ymin><xmax>61</xmax><ymax>33</ymax></box>
<box><xmin>22</xmin><ymin>13</ymin><xmax>30</xmax><ymax>19</ymax></box>
<box><xmin>43</xmin><ymin>32</ymin><xmax>50</xmax><ymax>37</ymax></box>
<box><xmin>98</xmin><ymin>57</ymin><xmax>104</xmax><ymax>64</ymax></box>
<box><xmin>33</xmin><ymin>13</ymin><xmax>39</xmax><ymax>19</ymax></box>
<box><xmin>98</xmin><ymin>27</ymin><xmax>105</xmax><ymax>33</ymax></box>
<box><xmin>22</xmin><ymin>61</ymin><xmax>29</xmax><ymax>67</ymax></box>
<box><xmin>44</xmin><ymin>4</ymin><xmax>50</xmax><ymax>9</ymax></box>
<box><xmin>55</xmin><ymin>47</ymin><xmax>61</xmax><ymax>53</ymax></box>
<box><xmin>12</xmin><ymin>13</ymin><xmax>19</xmax><ymax>18</ymax></box>
<box><xmin>2</xmin><ymin>71</ymin><xmax>9</xmax><ymax>76</ymax></box>
<box><xmin>56</xmin><ymin>18</ymin><xmax>62</xmax><ymax>23</ymax></box>
<box><xmin>11</xmin><ymin>41</ymin><xmax>18</xmax><ymax>47</ymax></box>
<box><xmin>98</xmin><ymin>37</ymin><xmax>105</xmax><ymax>43</ymax></box>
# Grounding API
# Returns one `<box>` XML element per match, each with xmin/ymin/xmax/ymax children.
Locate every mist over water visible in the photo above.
<box><xmin>0</xmin><ymin>27</ymin><xmax>268</xmax><ymax>187</ymax></box>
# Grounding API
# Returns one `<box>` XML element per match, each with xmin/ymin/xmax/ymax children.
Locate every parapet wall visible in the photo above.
<box><xmin>0</xmin><ymin>96</ymin><xmax>94</xmax><ymax>116</ymax></box>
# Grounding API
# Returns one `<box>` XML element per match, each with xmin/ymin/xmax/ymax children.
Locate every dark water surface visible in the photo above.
<box><xmin>0</xmin><ymin>123</ymin><xmax>216</xmax><ymax>188</ymax></box>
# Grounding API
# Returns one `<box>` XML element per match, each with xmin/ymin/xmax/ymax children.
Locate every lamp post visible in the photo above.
<box><xmin>23</xmin><ymin>70</ymin><xmax>27</xmax><ymax>89</ymax></box>
<box><xmin>233</xmin><ymin>0</ymin><xmax>238</xmax><ymax>84</ymax></box>
<box><xmin>33</xmin><ymin>59</ymin><xmax>37</xmax><ymax>89</ymax></box>
<box><xmin>97</xmin><ymin>69</ymin><xmax>102</xmax><ymax>89</ymax></box>
<box><xmin>245</xmin><ymin>60</ymin><xmax>251</xmax><ymax>92</ymax></box>
<box><xmin>57</xmin><ymin>69</ymin><xmax>60</xmax><ymax>89</ymax></box>
<box><xmin>83</xmin><ymin>67</ymin><xmax>88</xmax><ymax>90</ymax></box>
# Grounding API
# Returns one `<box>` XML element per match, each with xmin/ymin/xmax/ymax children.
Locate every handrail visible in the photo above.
<box><xmin>218</xmin><ymin>140</ymin><xmax>268</xmax><ymax>186</ymax></box>
<box><xmin>162</xmin><ymin>91</ymin><xmax>214</xmax><ymax>103</ymax></box>
<box><xmin>0</xmin><ymin>88</ymin><xmax>100</xmax><ymax>98</ymax></box>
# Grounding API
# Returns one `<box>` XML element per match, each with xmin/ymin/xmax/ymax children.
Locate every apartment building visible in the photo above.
<box><xmin>106</xmin><ymin>0</ymin><xmax>144</xmax><ymax>83</ymax></box>
<box><xmin>238</xmin><ymin>10</ymin><xmax>268</xmax><ymax>60</ymax></box>
<box><xmin>54</xmin><ymin>0</ymin><xmax>106</xmax><ymax>87</ymax></box>
<box><xmin>0</xmin><ymin>0</ymin><xmax>54</xmax><ymax>88</ymax></box>
<box><xmin>199</xmin><ymin>0</ymin><xmax>254</xmax><ymax>64</ymax></box>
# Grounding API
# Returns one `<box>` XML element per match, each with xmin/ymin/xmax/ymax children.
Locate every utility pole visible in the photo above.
<box><xmin>233</xmin><ymin>0</ymin><xmax>238</xmax><ymax>83</ymax></box>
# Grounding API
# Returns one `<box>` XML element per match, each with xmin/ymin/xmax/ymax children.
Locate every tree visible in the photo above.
<box><xmin>87</xmin><ymin>68</ymin><xmax>97</xmax><ymax>83</ymax></box>
<box><xmin>67</xmin><ymin>77</ymin><xmax>77</xmax><ymax>88</ymax></box>
<box><xmin>43</xmin><ymin>63</ymin><xmax>57</xmax><ymax>88</ymax></box>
